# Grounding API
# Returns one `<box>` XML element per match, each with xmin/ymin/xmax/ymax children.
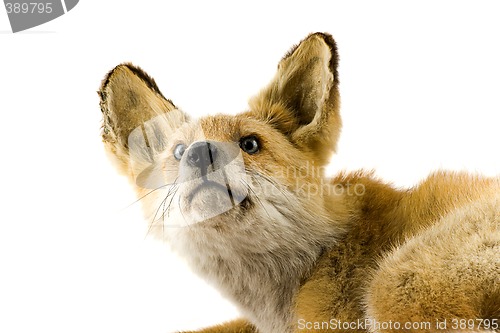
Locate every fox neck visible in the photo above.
<box><xmin>167</xmin><ymin>195</ymin><xmax>346</xmax><ymax>333</ymax></box>
<box><xmin>182</xmin><ymin>237</ymin><xmax>318</xmax><ymax>332</ymax></box>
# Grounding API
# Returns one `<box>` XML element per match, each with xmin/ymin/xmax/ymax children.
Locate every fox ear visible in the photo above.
<box><xmin>249</xmin><ymin>33</ymin><xmax>341</xmax><ymax>165</ymax></box>
<box><xmin>99</xmin><ymin>63</ymin><xmax>187</xmax><ymax>179</ymax></box>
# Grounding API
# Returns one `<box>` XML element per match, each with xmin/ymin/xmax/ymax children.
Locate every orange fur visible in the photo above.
<box><xmin>99</xmin><ymin>33</ymin><xmax>499</xmax><ymax>333</ymax></box>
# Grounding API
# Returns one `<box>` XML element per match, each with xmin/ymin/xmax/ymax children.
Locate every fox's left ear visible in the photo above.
<box><xmin>99</xmin><ymin>63</ymin><xmax>188</xmax><ymax>183</ymax></box>
<box><xmin>248</xmin><ymin>32</ymin><xmax>341</xmax><ymax>165</ymax></box>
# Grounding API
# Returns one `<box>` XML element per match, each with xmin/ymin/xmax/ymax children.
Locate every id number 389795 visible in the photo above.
<box><xmin>5</xmin><ymin>2</ymin><xmax>53</xmax><ymax>14</ymax></box>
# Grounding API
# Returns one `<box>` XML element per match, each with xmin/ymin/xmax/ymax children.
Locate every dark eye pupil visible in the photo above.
<box><xmin>244</xmin><ymin>141</ymin><xmax>254</xmax><ymax>150</ymax></box>
<box><xmin>240</xmin><ymin>136</ymin><xmax>259</xmax><ymax>154</ymax></box>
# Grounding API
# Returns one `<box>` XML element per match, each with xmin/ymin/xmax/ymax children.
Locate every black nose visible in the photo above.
<box><xmin>186</xmin><ymin>141</ymin><xmax>218</xmax><ymax>172</ymax></box>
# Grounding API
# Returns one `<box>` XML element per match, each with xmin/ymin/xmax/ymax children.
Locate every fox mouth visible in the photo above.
<box><xmin>181</xmin><ymin>178</ymin><xmax>250</xmax><ymax>222</ymax></box>
<box><xmin>187</xmin><ymin>180</ymin><xmax>237</xmax><ymax>204</ymax></box>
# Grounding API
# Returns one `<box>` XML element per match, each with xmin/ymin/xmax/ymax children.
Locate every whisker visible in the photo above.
<box><xmin>164</xmin><ymin>183</ymin><xmax>179</xmax><ymax>223</ymax></box>
<box><xmin>254</xmin><ymin>172</ymin><xmax>294</xmax><ymax>204</ymax></box>
<box><xmin>125</xmin><ymin>182</ymin><xmax>177</xmax><ymax>209</ymax></box>
<box><xmin>176</xmin><ymin>191</ymin><xmax>192</xmax><ymax>229</ymax></box>
<box><xmin>145</xmin><ymin>178</ymin><xmax>180</xmax><ymax>238</ymax></box>
<box><xmin>240</xmin><ymin>179</ymin><xmax>272</xmax><ymax>220</ymax></box>
<box><xmin>145</xmin><ymin>193</ymin><xmax>171</xmax><ymax>238</ymax></box>
<box><xmin>161</xmin><ymin>193</ymin><xmax>166</xmax><ymax>240</ymax></box>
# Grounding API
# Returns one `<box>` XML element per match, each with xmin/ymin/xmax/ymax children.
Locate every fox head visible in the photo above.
<box><xmin>99</xmin><ymin>33</ymin><xmax>345</xmax><ymax>255</ymax></box>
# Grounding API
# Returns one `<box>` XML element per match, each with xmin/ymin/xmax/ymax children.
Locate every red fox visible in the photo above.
<box><xmin>99</xmin><ymin>33</ymin><xmax>500</xmax><ymax>333</ymax></box>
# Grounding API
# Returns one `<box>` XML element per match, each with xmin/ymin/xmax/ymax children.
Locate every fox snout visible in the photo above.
<box><xmin>178</xmin><ymin>140</ymin><xmax>240</xmax><ymax>181</ymax></box>
<box><xmin>184</xmin><ymin>141</ymin><xmax>218</xmax><ymax>174</ymax></box>
<box><xmin>140</xmin><ymin>135</ymin><xmax>245</xmax><ymax>224</ymax></box>
<box><xmin>176</xmin><ymin>139</ymin><xmax>249</xmax><ymax>222</ymax></box>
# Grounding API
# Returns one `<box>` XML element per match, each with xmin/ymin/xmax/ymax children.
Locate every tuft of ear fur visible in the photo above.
<box><xmin>99</xmin><ymin>63</ymin><xmax>187</xmax><ymax>178</ymax></box>
<box><xmin>248</xmin><ymin>32</ymin><xmax>341</xmax><ymax>166</ymax></box>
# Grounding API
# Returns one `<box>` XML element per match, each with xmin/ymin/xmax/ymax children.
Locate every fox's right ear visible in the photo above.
<box><xmin>248</xmin><ymin>33</ymin><xmax>341</xmax><ymax>166</ymax></box>
<box><xmin>99</xmin><ymin>63</ymin><xmax>187</xmax><ymax>179</ymax></box>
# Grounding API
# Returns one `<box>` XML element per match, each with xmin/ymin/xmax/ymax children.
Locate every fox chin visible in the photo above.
<box><xmin>99</xmin><ymin>33</ymin><xmax>500</xmax><ymax>333</ymax></box>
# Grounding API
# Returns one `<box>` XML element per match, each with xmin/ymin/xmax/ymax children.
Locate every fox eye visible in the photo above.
<box><xmin>239</xmin><ymin>136</ymin><xmax>260</xmax><ymax>155</ymax></box>
<box><xmin>173</xmin><ymin>143</ymin><xmax>186</xmax><ymax>161</ymax></box>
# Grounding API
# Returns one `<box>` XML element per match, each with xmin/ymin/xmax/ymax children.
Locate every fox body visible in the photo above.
<box><xmin>99</xmin><ymin>33</ymin><xmax>500</xmax><ymax>333</ymax></box>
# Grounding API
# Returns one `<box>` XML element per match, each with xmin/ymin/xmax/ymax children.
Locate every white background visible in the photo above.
<box><xmin>1</xmin><ymin>1</ymin><xmax>499</xmax><ymax>332</ymax></box>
